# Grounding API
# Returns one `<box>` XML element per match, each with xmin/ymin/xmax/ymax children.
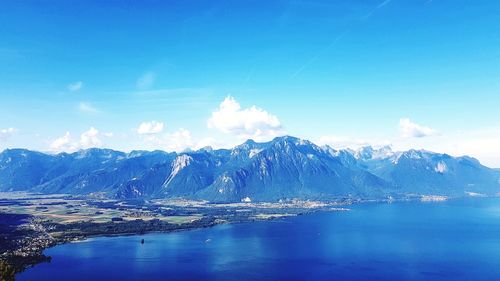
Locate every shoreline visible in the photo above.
<box><xmin>2</xmin><ymin>201</ymin><xmax>349</xmax><ymax>280</ymax></box>
<box><xmin>2</xmin><ymin>195</ymin><xmax>467</xmax><ymax>280</ymax></box>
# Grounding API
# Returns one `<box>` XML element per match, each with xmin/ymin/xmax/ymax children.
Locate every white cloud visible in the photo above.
<box><xmin>316</xmin><ymin>125</ymin><xmax>500</xmax><ymax>168</ymax></box>
<box><xmin>399</xmin><ymin>127</ymin><xmax>500</xmax><ymax>168</ymax></box>
<box><xmin>79</xmin><ymin>102</ymin><xmax>98</xmax><ymax>113</ymax></box>
<box><xmin>68</xmin><ymin>81</ymin><xmax>83</xmax><ymax>91</ymax></box>
<box><xmin>194</xmin><ymin>137</ymin><xmax>219</xmax><ymax>150</ymax></box>
<box><xmin>207</xmin><ymin>96</ymin><xmax>285</xmax><ymax>141</ymax></box>
<box><xmin>136</xmin><ymin>72</ymin><xmax>156</xmax><ymax>90</ymax></box>
<box><xmin>164</xmin><ymin>128</ymin><xmax>193</xmax><ymax>152</ymax></box>
<box><xmin>0</xmin><ymin>128</ymin><xmax>17</xmax><ymax>141</ymax></box>
<box><xmin>142</xmin><ymin>128</ymin><xmax>193</xmax><ymax>152</ymax></box>
<box><xmin>399</xmin><ymin>118</ymin><xmax>437</xmax><ymax>138</ymax></box>
<box><xmin>49</xmin><ymin>127</ymin><xmax>103</xmax><ymax>152</ymax></box>
<box><xmin>50</xmin><ymin>132</ymin><xmax>77</xmax><ymax>152</ymax></box>
<box><xmin>79</xmin><ymin>127</ymin><xmax>102</xmax><ymax>149</ymax></box>
<box><xmin>137</xmin><ymin>121</ymin><xmax>164</xmax><ymax>135</ymax></box>
<box><xmin>317</xmin><ymin>136</ymin><xmax>370</xmax><ymax>149</ymax></box>
<box><xmin>317</xmin><ymin>135</ymin><xmax>391</xmax><ymax>150</ymax></box>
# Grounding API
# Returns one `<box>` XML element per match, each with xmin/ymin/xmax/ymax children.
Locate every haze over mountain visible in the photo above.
<box><xmin>1</xmin><ymin>136</ymin><xmax>499</xmax><ymax>202</ymax></box>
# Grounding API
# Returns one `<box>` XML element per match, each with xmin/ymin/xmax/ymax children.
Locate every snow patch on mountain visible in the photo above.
<box><xmin>435</xmin><ymin>161</ymin><xmax>447</xmax><ymax>173</ymax></box>
<box><xmin>354</xmin><ymin>146</ymin><xmax>394</xmax><ymax>160</ymax></box>
<box><xmin>221</xmin><ymin>174</ymin><xmax>231</xmax><ymax>183</ymax></box>
<box><xmin>249</xmin><ymin>149</ymin><xmax>263</xmax><ymax>158</ymax></box>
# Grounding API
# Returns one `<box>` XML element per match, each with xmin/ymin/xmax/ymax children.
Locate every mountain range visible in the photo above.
<box><xmin>1</xmin><ymin>136</ymin><xmax>499</xmax><ymax>202</ymax></box>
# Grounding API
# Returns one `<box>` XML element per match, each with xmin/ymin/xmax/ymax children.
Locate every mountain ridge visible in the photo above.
<box><xmin>1</xmin><ymin>136</ymin><xmax>499</xmax><ymax>202</ymax></box>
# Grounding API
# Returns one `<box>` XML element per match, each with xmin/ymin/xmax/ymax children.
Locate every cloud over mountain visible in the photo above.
<box><xmin>137</xmin><ymin>121</ymin><xmax>165</xmax><ymax>135</ymax></box>
<box><xmin>0</xmin><ymin>128</ymin><xmax>16</xmax><ymax>141</ymax></box>
<box><xmin>2</xmin><ymin>136</ymin><xmax>499</xmax><ymax>202</ymax></box>
<box><xmin>317</xmin><ymin>136</ymin><xmax>370</xmax><ymax>149</ymax></box>
<box><xmin>80</xmin><ymin>127</ymin><xmax>102</xmax><ymax>149</ymax></box>
<box><xmin>399</xmin><ymin>118</ymin><xmax>437</xmax><ymax>138</ymax></box>
<box><xmin>207</xmin><ymin>96</ymin><xmax>285</xmax><ymax>141</ymax></box>
<box><xmin>50</xmin><ymin>127</ymin><xmax>103</xmax><ymax>152</ymax></box>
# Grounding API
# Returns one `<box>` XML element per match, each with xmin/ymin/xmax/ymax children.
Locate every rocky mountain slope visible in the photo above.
<box><xmin>1</xmin><ymin>136</ymin><xmax>499</xmax><ymax>202</ymax></box>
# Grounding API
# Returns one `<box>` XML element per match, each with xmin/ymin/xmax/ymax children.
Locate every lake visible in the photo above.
<box><xmin>18</xmin><ymin>198</ymin><xmax>500</xmax><ymax>281</ymax></box>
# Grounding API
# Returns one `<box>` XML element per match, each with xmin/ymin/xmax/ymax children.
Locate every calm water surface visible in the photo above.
<box><xmin>18</xmin><ymin>198</ymin><xmax>500</xmax><ymax>281</ymax></box>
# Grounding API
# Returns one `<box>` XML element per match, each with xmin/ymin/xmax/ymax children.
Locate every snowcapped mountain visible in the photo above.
<box><xmin>353</xmin><ymin>146</ymin><xmax>500</xmax><ymax>196</ymax></box>
<box><xmin>195</xmin><ymin>136</ymin><xmax>390</xmax><ymax>202</ymax></box>
<box><xmin>0</xmin><ymin>136</ymin><xmax>499</xmax><ymax>202</ymax></box>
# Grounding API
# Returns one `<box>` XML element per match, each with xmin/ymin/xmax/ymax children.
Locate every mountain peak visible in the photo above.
<box><xmin>270</xmin><ymin>136</ymin><xmax>317</xmax><ymax>148</ymax></box>
<box><xmin>197</xmin><ymin>146</ymin><xmax>214</xmax><ymax>152</ymax></box>
<box><xmin>243</xmin><ymin>139</ymin><xmax>257</xmax><ymax>145</ymax></box>
<box><xmin>234</xmin><ymin>139</ymin><xmax>265</xmax><ymax>151</ymax></box>
<box><xmin>1</xmin><ymin>148</ymin><xmax>35</xmax><ymax>155</ymax></box>
<box><xmin>0</xmin><ymin>137</ymin><xmax>499</xmax><ymax>202</ymax></box>
<box><xmin>271</xmin><ymin>135</ymin><xmax>300</xmax><ymax>143</ymax></box>
<box><xmin>355</xmin><ymin>145</ymin><xmax>393</xmax><ymax>160</ymax></box>
<box><xmin>72</xmin><ymin>148</ymin><xmax>124</xmax><ymax>159</ymax></box>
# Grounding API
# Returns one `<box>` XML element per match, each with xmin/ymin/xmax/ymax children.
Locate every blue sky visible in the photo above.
<box><xmin>1</xmin><ymin>0</ymin><xmax>500</xmax><ymax>166</ymax></box>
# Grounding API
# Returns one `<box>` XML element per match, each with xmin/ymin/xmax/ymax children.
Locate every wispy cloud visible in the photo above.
<box><xmin>78</xmin><ymin>102</ymin><xmax>99</xmax><ymax>113</ymax></box>
<box><xmin>136</xmin><ymin>72</ymin><xmax>156</xmax><ymax>90</ymax></box>
<box><xmin>361</xmin><ymin>0</ymin><xmax>391</xmax><ymax>20</ymax></box>
<box><xmin>67</xmin><ymin>81</ymin><xmax>83</xmax><ymax>92</ymax></box>
<box><xmin>290</xmin><ymin>32</ymin><xmax>347</xmax><ymax>79</ymax></box>
<box><xmin>0</xmin><ymin>128</ymin><xmax>17</xmax><ymax>141</ymax></box>
<box><xmin>317</xmin><ymin>136</ymin><xmax>370</xmax><ymax>149</ymax></box>
<box><xmin>289</xmin><ymin>0</ymin><xmax>391</xmax><ymax>79</ymax></box>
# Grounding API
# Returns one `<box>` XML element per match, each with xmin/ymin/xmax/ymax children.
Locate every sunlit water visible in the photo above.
<box><xmin>18</xmin><ymin>198</ymin><xmax>500</xmax><ymax>281</ymax></box>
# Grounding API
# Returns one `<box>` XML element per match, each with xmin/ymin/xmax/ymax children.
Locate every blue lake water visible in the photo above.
<box><xmin>18</xmin><ymin>198</ymin><xmax>500</xmax><ymax>281</ymax></box>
